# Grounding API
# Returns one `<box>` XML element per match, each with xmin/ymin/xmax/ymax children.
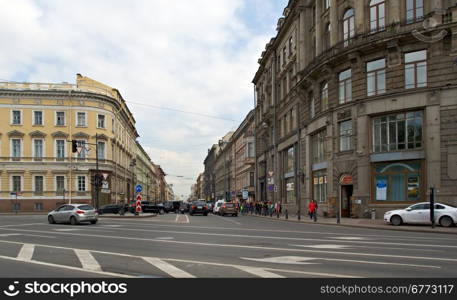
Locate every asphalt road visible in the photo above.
<box><xmin>0</xmin><ymin>213</ymin><xmax>456</xmax><ymax>278</ymax></box>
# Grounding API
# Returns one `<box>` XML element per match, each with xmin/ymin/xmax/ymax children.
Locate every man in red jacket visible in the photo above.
<box><xmin>308</xmin><ymin>201</ymin><xmax>317</xmax><ymax>222</ymax></box>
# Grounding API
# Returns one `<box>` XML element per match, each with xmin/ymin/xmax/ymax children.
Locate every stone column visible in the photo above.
<box><xmin>330</xmin><ymin>0</ymin><xmax>338</xmax><ymax>47</ymax></box>
<box><xmin>298</xmin><ymin>8</ymin><xmax>307</xmax><ymax>71</ymax></box>
<box><xmin>354</xmin><ymin>0</ymin><xmax>366</xmax><ymax>34</ymax></box>
<box><xmin>315</xmin><ymin>0</ymin><xmax>323</xmax><ymax>56</ymax></box>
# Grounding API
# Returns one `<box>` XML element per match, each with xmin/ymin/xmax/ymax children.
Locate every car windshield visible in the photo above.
<box><xmin>78</xmin><ymin>205</ymin><xmax>94</xmax><ymax>210</ymax></box>
<box><xmin>195</xmin><ymin>202</ymin><xmax>205</xmax><ymax>205</ymax></box>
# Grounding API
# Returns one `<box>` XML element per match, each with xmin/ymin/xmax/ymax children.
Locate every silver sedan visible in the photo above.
<box><xmin>384</xmin><ymin>202</ymin><xmax>457</xmax><ymax>227</ymax></box>
<box><xmin>48</xmin><ymin>204</ymin><xmax>98</xmax><ymax>225</ymax></box>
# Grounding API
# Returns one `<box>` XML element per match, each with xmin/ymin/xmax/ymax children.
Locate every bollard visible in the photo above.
<box><xmin>371</xmin><ymin>209</ymin><xmax>376</xmax><ymax>220</ymax></box>
<box><xmin>285</xmin><ymin>209</ymin><xmax>288</xmax><ymax>219</ymax></box>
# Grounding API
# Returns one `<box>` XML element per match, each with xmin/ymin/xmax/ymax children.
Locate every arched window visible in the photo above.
<box><xmin>370</xmin><ymin>0</ymin><xmax>385</xmax><ymax>32</ymax></box>
<box><xmin>343</xmin><ymin>9</ymin><xmax>355</xmax><ymax>47</ymax></box>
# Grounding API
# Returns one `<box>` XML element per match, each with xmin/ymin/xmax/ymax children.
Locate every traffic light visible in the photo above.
<box><xmin>72</xmin><ymin>140</ymin><xmax>78</xmax><ymax>153</ymax></box>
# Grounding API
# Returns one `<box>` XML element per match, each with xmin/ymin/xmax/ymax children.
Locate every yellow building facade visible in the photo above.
<box><xmin>0</xmin><ymin>74</ymin><xmax>139</xmax><ymax>212</ymax></box>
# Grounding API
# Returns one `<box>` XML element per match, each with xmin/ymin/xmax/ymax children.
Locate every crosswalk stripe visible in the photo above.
<box><xmin>143</xmin><ymin>257</ymin><xmax>195</xmax><ymax>278</ymax></box>
<box><xmin>74</xmin><ymin>250</ymin><xmax>102</xmax><ymax>272</ymax></box>
<box><xmin>234</xmin><ymin>266</ymin><xmax>284</xmax><ymax>278</ymax></box>
<box><xmin>17</xmin><ymin>244</ymin><xmax>34</xmax><ymax>261</ymax></box>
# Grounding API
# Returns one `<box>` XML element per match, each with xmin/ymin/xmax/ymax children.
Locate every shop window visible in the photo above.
<box><xmin>373</xmin><ymin>161</ymin><xmax>422</xmax><ymax>202</ymax></box>
<box><xmin>313</xmin><ymin>171</ymin><xmax>327</xmax><ymax>203</ymax></box>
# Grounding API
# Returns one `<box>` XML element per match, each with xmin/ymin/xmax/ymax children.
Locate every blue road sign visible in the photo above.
<box><xmin>135</xmin><ymin>185</ymin><xmax>143</xmax><ymax>193</ymax></box>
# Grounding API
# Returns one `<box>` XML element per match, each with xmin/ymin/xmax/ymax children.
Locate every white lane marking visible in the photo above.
<box><xmin>0</xmin><ymin>254</ymin><xmax>132</xmax><ymax>278</ymax></box>
<box><xmin>1</xmin><ymin>229</ymin><xmax>456</xmax><ymax>264</ymax></box>
<box><xmin>242</xmin><ymin>256</ymin><xmax>317</xmax><ymax>265</ymax></box>
<box><xmin>74</xmin><ymin>249</ymin><xmax>102</xmax><ymax>272</ymax></box>
<box><xmin>0</xmin><ymin>234</ymin><xmax>21</xmax><ymax>237</ymax></box>
<box><xmin>242</xmin><ymin>256</ymin><xmax>439</xmax><ymax>269</ymax></box>
<box><xmin>234</xmin><ymin>266</ymin><xmax>284</xmax><ymax>278</ymax></box>
<box><xmin>0</xmin><ymin>223</ymin><xmax>43</xmax><ymax>228</ymax></box>
<box><xmin>214</xmin><ymin>215</ymin><xmax>241</xmax><ymax>225</ymax></box>
<box><xmin>185</xmin><ymin>214</ymin><xmax>189</xmax><ymax>224</ymax></box>
<box><xmin>35</xmin><ymin>225</ymin><xmax>457</xmax><ymax>252</ymax></box>
<box><xmin>17</xmin><ymin>244</ymin><xmax>35</xmax><ymax>261</ymax></box>
<box><xmin>332</xmin><ymin>237</ymin><xmax>369</xmax><ymax>240</ymax></box>
<box><xmin>101</xmin><ymin>225</ymin><xmax>123</xmax><ymax>228</ymax></box>
<box><xmin>143</xmin><ymin>257</ymin><xmax>195</xmax><ymax>278</ymax></box>
<box><xmin>0</xmin><ymin>240</ymin><xmax>361</xmax><ymax>278</ymax></box>
<box><xmin>156</xmin><ymin>237</ymin><xmax>174</xmax><ymax>240</ymax></box>
<box><xmin>174</xmin><ymin>214</ymin><xmax>179</xmax><ymax>223</ymax></box>
<box><xmin>293</xmin><ymin>244</ymin><xmax>354</xmax><ymax>249</ymax></box>
<box><xmin>54</xmin><ymin>229</ymin><xmax>81</xmax><ymax>232</ymax></box>
<box><xmin>95</xmin><ymin>220</ymin><xmax>456</xmax><ymax>242</ymax></box>
<box><xmin>290</xmin><ymin>244</ymin><xmax>444</xmax><ymax>253</ymax></box>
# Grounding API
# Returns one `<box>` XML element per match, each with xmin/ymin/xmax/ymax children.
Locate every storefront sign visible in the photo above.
<box><xmin>376</xmin><ymin>179</ymin><xmax>387</xmax><ymax>201</ymax></box>
<box><xmin>242</xmin><ymin>189</ymin><xmax>248</xmax><ymax>200</ymax></box>
<box><xmin>340</xmin><ymin>175</ymin><xmax>353</xmax><ymax>185</ymax></box>
<box><xmin>286</xmin><ymin>182</ymin><xmax>294</xmax><ymax>191</ymax></box>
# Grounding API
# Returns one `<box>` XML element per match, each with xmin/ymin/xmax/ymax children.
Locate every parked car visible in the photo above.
<box><xmin>171</xmin><ymin>201</ymin><xmax>182</xmax><ymax>213</ymax></box>
<box><xmin>129</xmin><ymin>201</ymin><xmax>163</xmax><ymax>214</ymax></box>
<box><xmin>48</xmin><ymin>204</ymin><xmax>98</xmax><ymax>225</ymax></box>
<box><xmin>213</xmin><ymin>200</ymin><xmax>225</xmax><ymax>215</ymax></box>
<box><xmin>219</xmin><ymin>202</ymin><xmax>238</xmax><ymax>217</ymax></box>
<box><xmin>189</xmin><ymin>201</ymin><xmax>209</xmax><ymax>216</ymax></box>
<box><xmin>180</xmin><ymin>202</ymin><xmax>190</xmax><ymax>214</ymax></box>
<box><xmin>384</xmin><ymin>202</ymin><xmax>457</xmax><ymax>227</ymax></box>
<box><xmin>97</xmin><ymin>204</ymin><xmax>123</xmax><ymax>215</ymax></box>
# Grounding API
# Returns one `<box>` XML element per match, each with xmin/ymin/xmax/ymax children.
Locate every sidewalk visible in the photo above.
<box><xmin>246</xmin><ymin>213</ymin><xmax>457</xmax><ymax>235</ymax></box>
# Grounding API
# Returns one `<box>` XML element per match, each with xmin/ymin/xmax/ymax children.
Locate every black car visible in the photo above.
<box><xmin>129</xmin><ymin>201</ymin><xmax>163</xmax><ymax>214</ymax></box>
<box><xmin>189</xmin><ymin>201</ymin><xmax>209</xmax><ymax>216</ymax></box>
<box><xmin>171</xmin><ymin>201</ymin><xmax>182</xmax><ymax>212</ymax></box>
<box><xmin>179</xmin><ymin>203</ymin><xmax>190</xmax><ymax>214</ymax></box>
<box><xmin>98</xmin><ymin>204</ymin><xmax>123</xmax><ymax>215</ymax></box>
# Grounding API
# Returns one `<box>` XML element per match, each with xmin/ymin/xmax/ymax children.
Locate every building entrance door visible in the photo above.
<box><xmin>341</xmin><ymin>185</ymin><xmax>353</xmax><ymax>218</ymax></box>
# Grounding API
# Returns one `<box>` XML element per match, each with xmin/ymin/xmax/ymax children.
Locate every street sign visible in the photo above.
<box><xmin>136</xmin><ymin>194</ymin><xmax>142</xmax><ymax>201</ymax></box>
<box><xmin>135</xmin><ymin>185</ymin><xmax>143</xmax><ymax>193</ymax></box>
<box><xmin>242</xmin><ymin>189</ymin><xmax>248</xmax><ymax>200</ymax></box>
<box><xmin>102</xmin><ymin>173</ymin><xmax>109</xmax><ymax>180</ymax></box>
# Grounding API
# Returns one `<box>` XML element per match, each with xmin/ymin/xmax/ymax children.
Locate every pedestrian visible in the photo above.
<box><xmin>308</xmin><ymin>201</ymin><xmax>316</xmax><ymax>221</ymax></box>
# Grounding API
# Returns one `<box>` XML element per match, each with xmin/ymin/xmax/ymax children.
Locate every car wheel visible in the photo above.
<box><xmin>48</xmin><ymin>216</ymin><xmax>56</xmax><ymax>224</ymax></box>
<box><xmin>204</xmin><ymin>213</ymin><xmax>208</xmax><ymax>216</ymax></box>
<box><xmin>390</xmin><ymin>215</ymin><xmax>403</xmax><ymax>226</ymax></box>
<box><xmin>159</xmin><ymin>209</ymin><xmax>165</xmax><ymax>215</ymax></box>
<box><xmin>70</xmin><ymin>216</ymin><xmax>78</xmax><ymax>225</ymax></box>
<box><xmin>439</xmin><ymin>216</ymin><xmax>454</xmax><ymax>228</ymax></box>
<box><xmin>234</xmin><ymin>214</ymin><xmax>238</xmax><ymax>217</ymax></box>
<box><xmin>90</xmin><ymin>220</ymin><xmax>98</xmax><ymax>225</ymax></box>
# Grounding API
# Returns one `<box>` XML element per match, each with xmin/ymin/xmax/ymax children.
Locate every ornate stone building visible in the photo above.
<box><xmin>253</xmin><ymin>0</ymin><xmax>457</xmax><ymax>218</ymax></box>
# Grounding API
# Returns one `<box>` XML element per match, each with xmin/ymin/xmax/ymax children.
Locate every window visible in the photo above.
<box><xmin>340</xmin><ymin>120</ymin><xmax>353</xmax><ymax>151</ymax></box>
<box><xmin>310</xmin><ymin>95</ymin><xmax>316</xmax><ymax>119</ymax></box>
<box><xmin>247</xmin><ymin>142</ymin><xmax>255</xmax><ymax>158</ymax></box>
<box><xmin>320</xmin><ymin>82</ymin><xmax>329</xmax><ymax>111</ymax></box>
<box><xmin>34</xmin><ymin>203</ymin><xmax>44</xmax><ymax>211</ymax></box>
<box><xmin>56</xmin><ymin>111</ymin><xmax>65</xmax><ymax>126</ymax></box>
<box><xmin>12</xmin><ymin>110</ymin><xmax>21</xmax><ymax>125</ymax></box>
<box><xmin>406</xmin><ymin>0</ymin><xmax>423</xmax><ymax>23</ymax></box>
<box><xmin>284</xmin><ymin>113</ymin><xmax>289</xmax><ymax>135</ymax></box>
<box><xmin>56</xmin><ymin>140</ymin><xmax>65</xmax><ymax>159</ymax></box>
<box><xmin>77</xmin><ymin>176</ymin><xmax>86</xmax><ymax>192</ymax></box>
<box><xmin>324</xmin><ymin>23</ymin><xmax>331</xmax><ymax>51</ymax></box>
<box><xmin>284</xmin><ymin>147</ymin><xmax>295</xmax><ymax>204</ymax></box>
<box><xmin>97</xmin><ymin>141</ymin><xmax>105</xmax><ymax>160</ymax></box>
<box><xmin>33</xmin><ymin>111</ymin><xmax>43</xmax><ymax>125</ymax></box>
<box><xmin>373</xmin><ymin>161</ymin><xmax>422</xmax><ymax>202</ymax></box>
<box><xmin>373</xmin><ymin>111</ymin><xmax>423</xmax><ymax>153</ymax></box>
<box><xmin>312</xmin><ymin>130</ymin><xmax>326</xmax><ymax>164</ymax></box>
<box><xmin>323</xmin><ymin>0</ymin><xmax>330</xmax><ymax>11</ymax></box>
<box><xmin>97</xmin><ymin>114</ymin><xmax>106</xmax><ymax>128</ymax></box>
<box><xmin>77</xmin><ymin>112</ymin><xmax>86</xmax><ymax>127</ymax></box>
<box><xmin>288</xmin><ymin>36</ymin><xmax>294</xmax><ymax>57</ymax></box>
<box><xmin>285</xmin><ymin>147</ymin><xmax>295</xmax><ymax>174</ymax></box>
<box><xmin>56</xmin><ymin>176</ymin><xmax>65</xmax><ymax>193</ymax></box>
<box><xmin>282</xmin><ymin>47</ymin><xmax>287</xmax><ymax>66</ymax></box>
<box><xmin>343</xmin><ymin>9</ymin><xmax>355</xmax><ymax>46</ymax></box>
<box><xmin>339</xmin><ymin>69</ymin><xmax>352</xmax><ymax>104</ymax></box>
<box><xmin>34</xmin><ymin>176</ymin><xmax>44</xmax><ymax>193</ymax></box>
<box><xmin>313</xmin><ymin>171</ymin><xmax>327</xmax><ymax>203</ymax></box>
<box><xmin>33</xmin><ymin>139</ymin><xmax>43</xmax><ymax>159</ymax></box>
<box><xmin>285</xmin><ymin>178</ymin><xmax>296</xmax><ymax>204</ymax></box>
<box><xmin>370</xmin><ymin>0</ymin><xmax>386</xmax><ymax>32</ymax></box>
<box><xmin>76</xmin><ymin>140</ymin><xmax>86</xmax><ymax>159</ymax></box>
<box><xmin>11</xmin><ymin>139</ymin><xmax>21</xmax><ymax>158</ymax></box>
<box><xmin>405</xmin><ymin>50</ymin><xmax>427</xmax><ymax>89</ymax></box>
<box><xmin>291</xmin><ymin>108</ymin><xmax>296</xmax><ymax>130</ymax></box>
<box><xmin>367</xmin><ymin>58</ymin><xmax>386</xmax><ymax>96</ymax></box>
<box><xmin>12</xmin><ymin>176</ymin><xmax>21</xmax><ymax>192</ymax></box>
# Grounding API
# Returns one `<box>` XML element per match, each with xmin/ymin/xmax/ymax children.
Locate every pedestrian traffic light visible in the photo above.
<box><xmin>72</xmin><ymin>140</ymin><xmax>78</xmax><ymax>153</ymax></box>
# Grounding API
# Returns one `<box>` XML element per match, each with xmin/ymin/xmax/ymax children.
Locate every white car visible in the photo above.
<box><xmin>213</xmin><ymin>200</ymin><xmax>224</xmax><ymax>215</ymax></box>
<box><xmin>384</xmin><ymin>202</ymin><xmax>457</xmax><ymax>227</ymax></box>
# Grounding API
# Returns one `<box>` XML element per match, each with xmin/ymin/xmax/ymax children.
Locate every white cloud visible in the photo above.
<box><xmin>0</xmin><ymin>0</ymin><xmax>287</xmax><ymax>197</ymax></box>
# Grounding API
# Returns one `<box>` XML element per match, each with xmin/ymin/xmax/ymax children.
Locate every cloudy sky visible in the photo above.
<box><xmin>0</xmin><ymin>0</ymin><xmax>288</xmax><ymax>198</ymax></box>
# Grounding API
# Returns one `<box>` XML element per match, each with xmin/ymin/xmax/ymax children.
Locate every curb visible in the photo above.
<box><xmin>247</xmin><ymin>214</ymin><xmax>457</xmax><ymax>235</ymax></box>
